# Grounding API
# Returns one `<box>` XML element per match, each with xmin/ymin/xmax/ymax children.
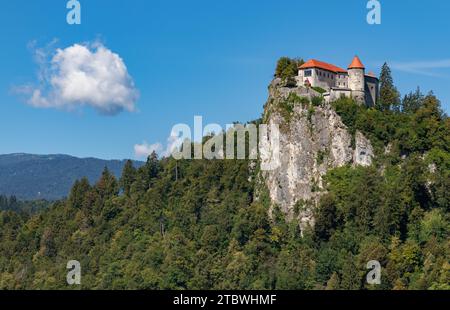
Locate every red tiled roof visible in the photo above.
<box><xmin>348</xmin><ymin>56</ymin><xmax>365</xmax><ymax>69</ymax></box>
<box><xmin>299</xmin><ymin>59</ymin><xmax>347</xmax><ymax>73</ymax></box>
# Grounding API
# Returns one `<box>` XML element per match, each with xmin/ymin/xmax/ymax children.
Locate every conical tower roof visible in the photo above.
<box><xmin>348</xmin><ymin>56</ymin><xmax>365</xmax><ymax>69</ymax></box>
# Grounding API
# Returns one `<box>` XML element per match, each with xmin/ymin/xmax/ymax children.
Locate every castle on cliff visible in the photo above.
<box><xmin>297</xmin><ymin>56</ymin><xmax>379</xmax><ymax>106</ymax></box>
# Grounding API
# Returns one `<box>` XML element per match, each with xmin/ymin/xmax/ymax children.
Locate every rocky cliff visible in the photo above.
<box><xmin>260</xmin><ymin>79</ymin><xmax>374</xmax><ymax>229</ymax></box>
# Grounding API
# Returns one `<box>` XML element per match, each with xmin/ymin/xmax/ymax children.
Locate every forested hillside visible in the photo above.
<box><xmin>0</xmin><ymin>154</ymin><xmax>143</xmax><ymax>200</ymax></box>
<box><xmin>0</xmin><ymin>195</ymin><xmax>50</xmax><ymax>214</ymax></box>
<box><xmin>0</xmin><ymin>61</ymin><xmax>448</xmax><ymax>290</ymax></box>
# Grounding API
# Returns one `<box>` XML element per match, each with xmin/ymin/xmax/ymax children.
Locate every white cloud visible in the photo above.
<box><xmin>21</xmin><ymin>41</ymin><xmax>139</xmax><ymax>115</ymax></box>
<box><xmin>390</xmin><ymin>59</ymin><xmax>450</xmax><ymax>77</ymax></box>
<box><xmin>134</xmin><ymin>142</ymin><xmax>163</xmax><ymax>159</ymax></box>
<box><xmin>134</xmin><ymin>132</ymin><xmax>183</xmax><ymax>159</ymax></box>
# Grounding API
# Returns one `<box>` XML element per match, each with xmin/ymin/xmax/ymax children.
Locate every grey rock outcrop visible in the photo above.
<box><xmin>260</xmin><ymin>79</ymin><xmax>374</xmax><ymax>228</ymax></box>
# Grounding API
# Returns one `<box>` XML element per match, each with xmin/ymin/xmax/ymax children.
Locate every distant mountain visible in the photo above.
<box><xmin>0</xmin><ymin>153</ymin><xmax>144</xmax><ymax>200</ymax></box>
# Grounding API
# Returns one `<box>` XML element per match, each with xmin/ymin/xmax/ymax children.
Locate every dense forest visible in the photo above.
<box><xmin>0</xmin><ymin>195</ymin><xmax>50</xmax><ymax>214</ymax></box>
<box><xmin>0</xmin><ymin>61</ymin><xmax>448</xmax><ymax>290</ymax></box>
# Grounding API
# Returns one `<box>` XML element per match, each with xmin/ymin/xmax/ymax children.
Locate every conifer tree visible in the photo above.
<box><xmin>146</xmin><ymin>151</ymin><xmax>161</xmax><ymax>182</ymax></box>
<box><xmin>120</xmin><ymin>160</ymin><xmax>136</xmax><ymax>197</ymax></box>
<box><xmin>96</xmin><ymin>167</ymin><xmax>118</xmax><ymax>199</ymax></box>
<box><xmin>68</xmin><ymin>177</ymin><xmax>91</xmax><ymax>208</ymax></box>
<box><xmin>378</xmin><ymin>62</ymin><xmax>400</xmax><ymax>111</ymax></box>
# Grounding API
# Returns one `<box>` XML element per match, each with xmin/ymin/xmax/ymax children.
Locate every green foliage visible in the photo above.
<box><xmin>313</xmin><ymin>85</ymin><xmax>449</xmax><ymax>289</ymax></box>
<box><xmin>419</xmin><ymin>209</ymin><xmax>449</xmax><ymax>243</ymax></box>
<box><xmin>120</xmin><ymin>160</ymin><xmax>136</xmax><ymax>197</ymax></box>
<box><xmin>307</xmin><ymin>106</ymin><xmax>315</xmax><ymax>123</ymax></box>
<box><xmin>312</xmin><ymin>86</ymin><xmax>327</xmax><ymax>94</ymax></box>
<box><xmin>378</xmin><ymin>62</ymin><xmax>401</xmax><ymax>111</ymax></box>
<box><xmin>314</xmin><ymin>194</ymin><xmax>338</xmax><ymax>241</ymax></box>
<box><xmin>0</xmin><ymin>195</ymin><xmax>49</xmax><ymax>214</ymax></box>
<box><xmin>402</xmin><ymin>87</ymin><xmax>424</xmax><ymax>114</ymax></box>
<box><xmin>275</xmin><ymin>57</ymin><xmax>304</xmax><ymax>87</ymax></box>
<box><xmin>0</xmin><ymin>81</ymin><xmax>448</xmax><ymax>291</ymax></box>
<box><xmin>316</xmin><ymin>149</ymin><xmax>328</xmax><ymax>165</ymax></box>
<box><xmin>311</xmin><ymin>95</ymin><xmax>324</xmax><ymax>107</ymax></box>
<box><xmin>332</xmin><ymin>91</ymin><xmax>448</xmax><ymax>156</ymax></box>
<box><xmin>276</xmin><ymin>93</ymin><xmax>309</xmax><ymax>123</ymax></box>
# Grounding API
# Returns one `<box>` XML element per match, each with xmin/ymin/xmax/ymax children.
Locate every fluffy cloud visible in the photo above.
<box><xmin>22</xmin><ymin>42</ymin><xmax>139</xmax><ymax>115</ymax></box>
<box><xmin>134</xmin><ymin>142</ymin><xmax>164</xmax><ymax>159</ymax></box>
<box><xmin>134</xmin><ymin>134</ymin><xmax>182</xmax><ymax>159</ymax></box>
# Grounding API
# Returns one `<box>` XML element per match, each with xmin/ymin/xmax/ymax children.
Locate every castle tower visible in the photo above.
<box><xmin>347</xmin><ymin>56</ymin><xmax>365</xmax><ymax>104</ymax></box>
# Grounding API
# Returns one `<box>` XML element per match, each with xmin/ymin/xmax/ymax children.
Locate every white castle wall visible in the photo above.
<box><xmin>348</xmin><ymin>68</ymin><xmax>366</xmax><ymax>104</ymax></box>
<box><xmin>299</xmin><ymin>68</ymin><xmax>337</xmax><ymax>90</ymax></box>
<box><xmin>297</xmin><ymin>60</ymin><xmax>379</xmax><ymax>106</ymax></box>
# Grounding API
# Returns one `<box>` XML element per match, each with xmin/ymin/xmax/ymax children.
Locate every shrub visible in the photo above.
<box><xmin>312</xmin><ymin>86</ymin><xmax>327</xmax><ymax>94</ymax></box>
<box><xmin>311</xmin><ymin>96</ymin><xmax>324</xmax><ymax>107</ymax></box>
<box><xmin>275</xmin><ymin>57</ymin><xmax>304</xmax><ymax>87</ymax></box>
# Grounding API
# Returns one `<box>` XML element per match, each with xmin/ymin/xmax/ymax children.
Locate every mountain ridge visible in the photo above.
<box><xmin>0</xmin><ymin>153</ymin><xmax>144</xmax><ymax>200</ymax></box>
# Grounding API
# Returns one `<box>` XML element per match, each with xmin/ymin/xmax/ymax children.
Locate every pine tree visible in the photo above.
<box><xmin>68</xmin><ymin>177</ymin><xmax>91</xmax><ymax>208</ymax></box>
<box><xmin>378</xmin><ymin>62</ymin><xmax>400</xmax><ymax>111</ymax></box>
<box><xmin>314</xmin><ymin>194</ymin><xmax>337</xmax><ymax>241</ymax></box>
<box><xmin>340</xmin><ymin>254</ymin><xmax>361</xmax><ymax>290</ymax></box>
<box><xmin>146</xmin><ymin>151</ymin><xmax>161</xmax><ymax>183</ymax></box>
<box><xmin>120</xmin><ymin>160</ymin><xmax>136</xmax><ymax>197</ymax></box>
<box><xmin>325</xmin><ymin>273</ymin><xmax>340</xmax><ymax>290</ymax></box>
<box><xmin>96</xmin><ymin>167</ymin><xmax>118</xmax><ymax>199</ymax></box>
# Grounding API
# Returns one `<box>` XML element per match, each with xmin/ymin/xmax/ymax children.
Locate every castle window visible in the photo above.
<box><xmin>304</xmin><ymin>70</ymin><xmax>312</xmax><ymax>77</ymax></box>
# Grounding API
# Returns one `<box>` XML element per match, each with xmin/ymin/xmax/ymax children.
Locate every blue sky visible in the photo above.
<box><xmin>0</xmin><ymin>0</ymin><xmax>449</xmax><ymax>160</ymax></box>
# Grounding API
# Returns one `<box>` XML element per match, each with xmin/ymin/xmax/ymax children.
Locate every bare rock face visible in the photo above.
<box><xmin>260</xmin><ymin>79</ymin><xmax>374</xmax><ymax>228</ymax></box>
<box><xmin>353</xmin><ymin>131</ymin><xmax>374</xmax><ymax>167</ymax></box>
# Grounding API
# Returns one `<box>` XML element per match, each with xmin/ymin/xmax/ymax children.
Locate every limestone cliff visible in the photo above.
<box><xmin>260</xmin><ymin>79</ymin><xmax>374</xmax><ymax>229</ymax></box>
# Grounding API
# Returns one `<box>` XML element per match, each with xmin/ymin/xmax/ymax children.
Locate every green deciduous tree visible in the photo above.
<box><xmin>275</xmin><ymin>57</ymin><xmax>304</xmax><ymax>87</ymax></box>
